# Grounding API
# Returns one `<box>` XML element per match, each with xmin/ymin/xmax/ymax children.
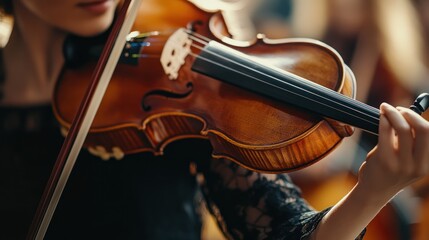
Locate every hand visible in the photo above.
<box><xmin>357</xmin><ymin>103</ymin><xmax>429</xmax><ymax>201</ymax></box>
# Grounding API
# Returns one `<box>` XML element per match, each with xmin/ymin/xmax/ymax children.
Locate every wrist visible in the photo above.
<box><xmin>313</xmin><ymin>180</ymin><xmax>395</xmax><ymax>240</ymax></box>
<box><xmin>353</xmin><ymin>180</ymin><xmax>397</xmax><ymax>207</ymax></box>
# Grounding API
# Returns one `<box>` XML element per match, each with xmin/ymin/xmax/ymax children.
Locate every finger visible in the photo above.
<box><xmin>378</xmin><ymin>103</ymin><xmax>395</xmax><ymax>155</ymax></box>
<box><xmin>380</xmin><ymin>103</ymin><xmax>413</xmax><ymax>165</ymax></box>
<box><xmin>398</xmin><ymin>107</ymin><xmax>429</xmax><ymax>173</ymax></box>
<box><xmin>396</xmin><ymin>106</ymin><xmax>428</xmax><ymax>128</ymax></box>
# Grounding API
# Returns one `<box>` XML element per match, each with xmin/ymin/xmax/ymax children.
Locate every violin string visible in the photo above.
<box><xmin>187</xmin><ymin>30</ymin><xmax>380</xmax><ymax>120</ymax></box>
<box><xmin>185</xmin><ymin>29</ymin><xmax>211</xmax><ymax>44</ymax></box>
<box><xmin>130</xmin><ymin>28</ymin><xmax>380</xmax><ymax>127</ymax></box>
<box><xmin>187</xmin><ymin>48</ymin><xmax>379</xmax><ymax>129</ymax></box>
<box><xmin>187</xmin><ymin>33</ymin><xmax>378</xmax><ymax>118</ymax></box>
<box><xmin>188</xmin><ymin>35</ymin><xmax>210</xmax><ymax>46</ymax></box>
<box><xmin>188</xmin><ymin>48</ymin><xmax>380</xmax><ymax>128</ymax></box>
<box><xmin>186</xmin><ymin>50</ymin><xmax>380</xmax><ymax>126</ymax></box>
<box><xmin>185</xmin><ymin>31</ymin><xmax>381</xmax><ymax>129</ymax></box>
<box><xmin>133</xmin><ymin>29</ymin><xmax>380</xmax><ymax>129</ymax></box>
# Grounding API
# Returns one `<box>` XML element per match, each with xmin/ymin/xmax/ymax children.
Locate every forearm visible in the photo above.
<box><xmin>310</xmin><ymin>181</ymin><xmax>394</xmax><ymax>240</ymax></box>
<box><xmin>312</xmin><ymin>103</ymin><xmax>429</xmax><ymax>240</ymax></box>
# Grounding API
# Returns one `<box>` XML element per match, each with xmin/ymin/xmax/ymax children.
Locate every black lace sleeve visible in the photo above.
<box><xmin>197</xmin><ymin>158</ymin><xmax>365</xmax><ymax>240</ymax></box>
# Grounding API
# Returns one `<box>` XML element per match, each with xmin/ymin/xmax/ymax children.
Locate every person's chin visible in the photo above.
<box><xmin>71</xmin><ymin>14</ymin><xmax>114</xmax><ymax>37</ymax></box>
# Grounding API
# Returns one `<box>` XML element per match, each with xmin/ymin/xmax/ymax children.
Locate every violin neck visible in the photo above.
<box><xmin>191</xmin><ymin>41</ymin><xmax>380</xmax><ymax>135</ymax></box>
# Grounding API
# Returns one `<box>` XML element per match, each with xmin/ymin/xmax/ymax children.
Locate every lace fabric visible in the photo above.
<box><xmin>198</xmin><ymin>158</ymin><xmax>365</xmax><ymax>240</ymax></box>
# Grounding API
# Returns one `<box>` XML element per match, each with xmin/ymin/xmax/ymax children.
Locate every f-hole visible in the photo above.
<box><xmin>141</xmin><ymin>82</ymin><xmax>194</xmax><ymax>111</ymax></box>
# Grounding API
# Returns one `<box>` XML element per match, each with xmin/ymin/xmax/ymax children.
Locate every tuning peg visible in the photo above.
<box><xmin>410</xmin><ymin>93</ymin><xmax>429</xmax><ymax>115</ymax></box>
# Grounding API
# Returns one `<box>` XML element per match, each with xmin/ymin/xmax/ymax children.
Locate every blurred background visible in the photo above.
<box><xmin>2</xmin><ymin>0</ymin><xmax>429</xmax><ymax>239</ymax></box>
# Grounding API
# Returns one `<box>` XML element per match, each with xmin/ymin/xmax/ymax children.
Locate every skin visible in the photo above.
<box><xmin>313</xmin><ymin>103</ymin><xmax>429</xmax><ymax>239</ymax></box>
<box><xmin>2</xmin><ymin>0</ymin><xmax>118</xmax><ymax>105</ymax></box>
<box><xmin>3</xmin><ymin>0</ymin><xmax>429</xmax><ymax>239</ymax></box>
<box><xmin>16</xmin><ymin>0</ymin><xmax>118</xmax><ymax>37</ymax></box>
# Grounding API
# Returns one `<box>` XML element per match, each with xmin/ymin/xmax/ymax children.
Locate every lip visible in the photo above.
<box><xmin>76</xmin><ymin>0</ymin><xmax>113</xmax><ymax>14</ymax></box>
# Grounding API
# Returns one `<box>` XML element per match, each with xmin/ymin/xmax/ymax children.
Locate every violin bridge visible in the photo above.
<box><xmin>160</xmin><ymin>28</ymin><xmax>192</xmax><ymax>80</ymax></box>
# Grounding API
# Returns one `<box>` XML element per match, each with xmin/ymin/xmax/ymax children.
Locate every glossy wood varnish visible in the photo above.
<box><xmin>53</xmin><ymin>0</ymin><xmax>355</xmax><ymax>173</ymax></box>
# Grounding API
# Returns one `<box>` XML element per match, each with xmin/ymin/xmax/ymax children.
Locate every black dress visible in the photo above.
<box><xmin>0</xmin><ymin>104</ymin><xmax>366</xmax><ymax>240</ymax></box>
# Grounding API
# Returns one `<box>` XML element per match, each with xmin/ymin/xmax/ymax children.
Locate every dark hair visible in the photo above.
<box><xmin>0</xmin><ymin>1</ymin><xmax>12</xmax><ymax>15</ymax></box>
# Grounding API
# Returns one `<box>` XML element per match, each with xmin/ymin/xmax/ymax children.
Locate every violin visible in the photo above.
<box><xmin>52</xmin><ymin>0</ymin><xmax>429</xmax><ymax>173</ymax></box>
<box><xmin>28</xmin><ymin>0</ymin><xmax>429</xmax><ymax>238</ymax></box>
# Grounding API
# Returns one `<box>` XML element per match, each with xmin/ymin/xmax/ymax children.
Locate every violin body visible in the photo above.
<box><xmin>54</xmin><ymin>0</ymin><xmax>355</xmax><ymax>173</ymax></box>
